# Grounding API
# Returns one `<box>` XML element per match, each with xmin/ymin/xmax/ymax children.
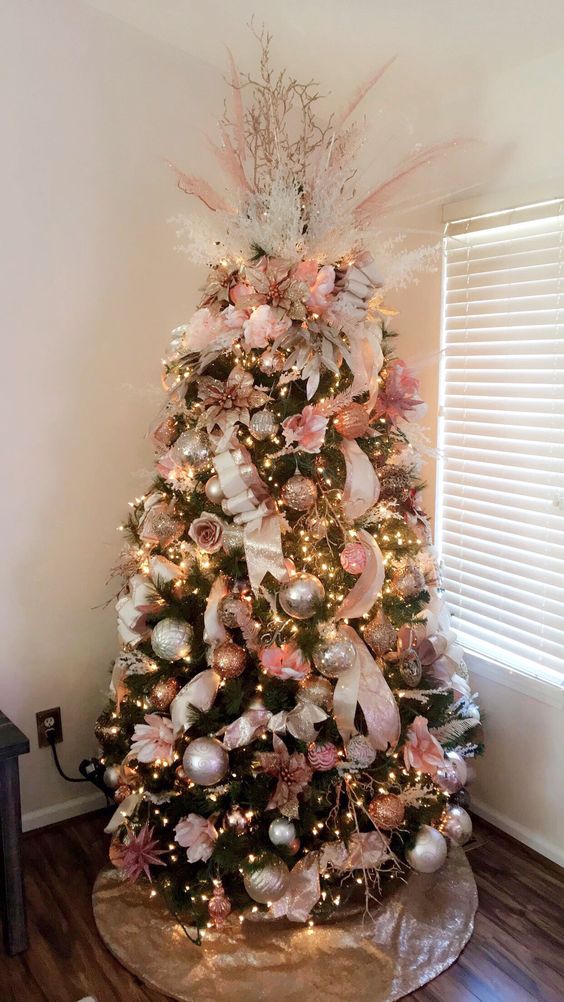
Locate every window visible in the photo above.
<box><xmin>437</xmin><ymin>199</ymin><xmax>564</xmax><ymax>688</ymax></box>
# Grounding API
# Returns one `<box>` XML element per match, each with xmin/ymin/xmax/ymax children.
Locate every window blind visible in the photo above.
<box><xmin>438</xmin><ymin>199</ymin><xmax>564</xmax><ymax>685</ymax></box>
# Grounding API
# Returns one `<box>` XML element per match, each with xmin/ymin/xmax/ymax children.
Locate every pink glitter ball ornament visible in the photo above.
<box><xmin>339</xmin><ymin>542</ymin><xmax>367</xmax><ymax>575</ymax></box>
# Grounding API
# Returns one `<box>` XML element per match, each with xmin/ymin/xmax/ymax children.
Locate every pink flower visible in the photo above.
<box><xmin>307</xmin><ymin>265</ymin><xmax>335</xmax><ymax>313</ymax></box>
<box><xmin>292</xmin><ymin>259</ymin><xmax>319</xmax><ymax>285</ymax></box>
<box><xmin>282</xmin><ymin>405</ymin><xmax>328</xmax><ymax>453</ymax></box>
<box><xmin>221</xmin><ymin>304</ymin><xmax>249</xmax><ymax>330</ymax></box>
<box><xmin>242</xmin><ymin>304</ymin><xmax>291</xmax><ymax>349</ymax></box>
<box><xmin>188</xmin><ymin>512</ymin><xmax>224</xmax><ymax>553</ymax></box>
<box><xmin>258</xmin><ymin>734</ymin><xmax>313</xmax><ymax>818</ymax></box>
<box><xmin>130</xmin><ymin>713</ymin><xmax>175</xmax><ymax>764</ymax></box>
<box><xmin>259</xmin><ymin>642</ymin><xmax>311</xmax><ymax>682</ymax></box>
<box><xmin>374</xmin><ymin>359</ymin><xmax>424</xmax><ymax>423</ymax></box>
<box><xmin>403</xmin><ymin>715</ymin><xmax>445</xmax><ymax>776</ymax></box>
<box><xmin>174</xmin><ymin>814</ymin><xmax>218</xmax><ymax>863</ymax></box>
<box><xmin>340</xmin><ymin>542</ymin><xmax>367</xmax><ymax>576</ymax></box>
<box><xmin>121</xmin><ymin>824</ymin><xmax>166</xmax><ymax>883</ymax></box>
<box><xmin>183</xmin><ymin>308</ymin><xmax>225</xmax><ymax>353</ymax></box>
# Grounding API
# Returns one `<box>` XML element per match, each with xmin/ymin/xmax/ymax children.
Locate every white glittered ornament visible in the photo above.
<box><xmin>347</xmin><ymin>734</ymin><xmax>376</xmax><ymax>767</ymax></box>
<box><xmin>151</xmin><ymin>618</ymin><xmax>193</xmax><ymax>661</ymax></box>
<box><xmin>172</xmin><ymin>429</ymin><xmax>211</xmax><ymax>471</ymax></box>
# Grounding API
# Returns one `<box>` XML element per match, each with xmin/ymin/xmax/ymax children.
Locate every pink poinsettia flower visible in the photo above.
<box><xmin>182</xmin><ymin>308</ymin><xmax>226</xmax><ymax>353</ymax></box>
<box><xmin>130</xmin><ymin>713</ymin><xmax>175</xmax><ymax>764</ymax></box>
<box><xmin>121</xmin><ymin>824</ymin><xmax>166</xmax><ymax>883</ymax></box>
<box><xmin>174</xmin><ymin>814</ymin><xmax>218</xmax><ymax>863</ymax></box>
<box><xmin>257</xmin><ymin>734</ymin><xmax>313</xmax><ymax>818</ymax></box>
<box><xmin>259</xmin><ymin>642</ymin><xmax>311</xmax><ymax>681</ymax></box>
<box><xmin>374</xmin><ymin>359</ymin><xmax>425</xmax><ymax>423</ymax></box>
<box><xmin>242</xmin><ymin>304</ymin><xmax>292</xmax><ymax>348</ymax></box>
<box><xmin>307</xmin><ymin>264</ymin><xmax>335</xmax><ymax>313</ymax></box>
<box><xmin>282</xmin><ymin>404</ymin><xmax>328</xmax><ymax>453</ymax></box>
<box><xmin>403</xmin><ymin>715</ymin><xmax>445</xmax><ymax>776</ymax></box>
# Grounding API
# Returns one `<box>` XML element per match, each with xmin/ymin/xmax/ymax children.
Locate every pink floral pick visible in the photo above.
<box><xmin>281</xmin><ymin>404</ymin><xmax>328</xmax><ymax>453</ymax></box>
<box><xmin>403</xmin><ymin>715</ymin><xmax>445</xmax><ymax>776</ymax></box>
<box><xmin>306</xmin><ymin>264</ymin><xmax>335</xmax><ymax>313</ymax></box>
<box><xmin>130</xmin><ymin>713</ymin><xmax>175</xmax><ymax>764</ymax></box>
<box><xmin>259</xmin><ymin>642</ymin><xmax>311</xmax><ymax>681</ymax></box>
<box><xmin>257</xmin><ymin>734</ymin><xmax>313</xmax><ymax>819</ymax></box>
<box><xmin>174</xmin><ymin>814</ymin><xmax>218</xmax><ymax>863</ymax></box>
<box><xmin>121</xmin><ymin>824</ymin><xmax>166</xmax><ymax>883</ymax></box>
<box><xmin>373</xmin><ymin>359</ymin><xmax>424</xmax><ymax>423</ymax></box>
<box><xmin>242</xmin><ymin>304</ymin><xmax>291</xmax><ymax>348</ymax></box>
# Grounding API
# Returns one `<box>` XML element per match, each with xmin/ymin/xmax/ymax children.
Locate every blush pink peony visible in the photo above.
<box><xmin>282</xmin><ymin>404</ymin><xmax>328</xmax><ymax>453</ymax></box>
<box><xmin>130</xmin><ymin>713</ymin><xmax>175</xmax><ymax>764</ymax></box>
<box><xmin>403</xmin><ymin>715</ymin><xmax>445</xmax><ymax>776</ymax></box>
<box><xmin>259</xmin><ymin>642</ymin><xmax>311</xmax><ymax>681</ymax></box>
<box><xmin>183</xmin><ymin>308</ymin><xmax>225</xmax><ymax>353</ymax></box>
<box><xmin>242</xmin><ymin>304</ymin><xmax>291</xmax><ymax>348</ymax></box>
<box><xmin>174</xmin><ymin>814</ymin><xmax>218</xmax><ymax>863</ymax></box>
<box><xmin>307</xmin><ymin>264</ymin><xmax>335</xmax><ymax>312</ymax></box>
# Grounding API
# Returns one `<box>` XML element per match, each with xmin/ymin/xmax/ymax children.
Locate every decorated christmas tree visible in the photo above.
<box><xmin>96</xmin><ymin>34</ymin><xmax>482</xmax><ymax>939</ymax></box>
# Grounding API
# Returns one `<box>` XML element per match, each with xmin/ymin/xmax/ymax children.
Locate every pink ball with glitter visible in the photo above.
<box><xmin>340</xmin><ymin>542</ymin><xmax>367</xmax><ymax>576</ymax></box>
<box><xmin>307</xmin><ymin>741</ymin><xmax>339</xmax><ymax>771</ymax></box>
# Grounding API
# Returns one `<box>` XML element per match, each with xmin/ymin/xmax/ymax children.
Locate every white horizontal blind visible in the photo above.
<box><xmin>438</xmin><ymin>199</ymin><xmax>564</xmax><ymax>684</ymax></box>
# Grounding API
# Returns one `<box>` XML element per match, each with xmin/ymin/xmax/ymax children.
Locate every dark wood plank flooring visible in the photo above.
<box><xmin>0</xmin><ymin>811</ymin><xmax>562</xmax><ymax>1002</ymax></box>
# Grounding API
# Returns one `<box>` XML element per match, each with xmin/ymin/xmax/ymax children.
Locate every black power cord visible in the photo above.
<box><xmin>46</xmin><ymin>728</ymin><xmax>113</xmax><ymax>804</ymax></box>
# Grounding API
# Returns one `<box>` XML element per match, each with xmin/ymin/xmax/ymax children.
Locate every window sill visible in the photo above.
<box><xmin>463</xmin><ymin>647</ymin><xmax>564</xmax><ymax>710</ymax></box>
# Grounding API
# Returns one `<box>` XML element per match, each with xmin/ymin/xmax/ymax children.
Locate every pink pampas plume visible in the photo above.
<box><xmin>167</xmin><ymin>161</ymin><xmax>233</xmax><ymax>212</ymax></box>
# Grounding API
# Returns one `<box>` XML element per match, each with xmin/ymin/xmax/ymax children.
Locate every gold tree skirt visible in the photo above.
<box><xmin>93</xmin><ymin>848</ymin><xmax>477</xmax><ymax>1002</ymax></box>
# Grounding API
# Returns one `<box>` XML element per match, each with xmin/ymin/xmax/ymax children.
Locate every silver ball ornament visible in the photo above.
<box><xmin>243</xmin><ymin>858</ymin><xmax>290</xmax><ymax>904</ymax></box>
<box><xmin>172</xmin><ymin>429</ymin><xmax>211</xmax><ymax>471</ymax></box>
<box><xmin>204</xmin><ymin>475</ymin><xmax>225</xmax><ymax>504</ymax></box>
<box><xmin>268</xmin><ymin>818</ymin><xmax>296</xmax><ymax>847</ymax></box>
<box><xmin>347</xmin><ymin>734</ymin><xmax>376</xmax><ymax>767</ymax></box>
<box><xmin>249</xmin><ymin>410</ymin><xmax>279</xmax><ymax>441</ymax></box>
<box><xmin>443</xmin><ymin>806</ymin><xmax>473</xmax><ymax>846</ymax></box>
<box><xmin>151</xmin><ymin>617</ymin><xmax>193</xmax><ymax>661</ymax></box>
<box><xmin>278</xmin><ymin>573</ymin><xmax>325</xmax><ymax>620</ymax></box>
<box><xmin>103</xmin><ymin>765</ymin><xmax>121</xmax><ymax>789</ymax></box>
<box><xmin>313</xmin><ymin>635</ymin><xmax>356</xmax><ymax>678</ymax></box>
<box><xmin>405</xmin><ymin>825</ymin><xmax>448</xmax><ymax>873</ymax></box>
<box><xmin>183</xmin><ymin>737</ymin><xmax>229</xmax><ymax>787</ymax></box>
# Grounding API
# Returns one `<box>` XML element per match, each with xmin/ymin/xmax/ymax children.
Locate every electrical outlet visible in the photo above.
<box><xmin>36</xmin><ymin>707</ymin><xmax>63</xmax><ymax>748</ymax></box>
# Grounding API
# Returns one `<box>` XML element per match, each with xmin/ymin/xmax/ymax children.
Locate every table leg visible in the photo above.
<box><xmin>0</xmin><ymin>756</ymin><xmax>28</xmax><ymax>954</ymax></box>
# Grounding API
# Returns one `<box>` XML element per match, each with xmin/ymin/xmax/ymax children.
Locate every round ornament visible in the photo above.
<box><xmin>259</xmin><ymin>348</ymin><xmax>285</xmax><ymax>375</ymax></box>
<box><xmin>406</xmin><ymin>825</ymin><xmax>448</xmax><ymax>873</ymax></box>
<box><xmin>307</xmin><ymin>741</ymin><xmax>339</xmax><ymax>771</ymax></box>
<box><xmin>340</xmin><ymin>542</ymin><xmax>367</xmax><ymax>575</ymax></box>
<box><xmin>288</xmin><ymin>837</ymin><xmax>301</xmax><ymax>854</ymax></box>
<box><xmin>249</xmin><ymin>410</ymin><xmax>279</xmax><ymax>441</ymax></box>
<box><xmin>226</xmin><ymin>807</ymin><xmax>248</xmax><ymax>832</ymax></box>
<box><xmin>183</xmin><ymin>737</ymin><xmax>229</xmax><ymax>786</ymax></box>
<box><xmin>392</xmin><ymin>565</ymin><xmax>426</xmax><ymax>599</ymax></box>
<box><xmin>149</xmin><ymin>678</ymin><xmax>180</xmax><ymax>711</ymax></box>
<box><xmin>399</xmin><ymin>654</ymin><xmax>423</xmax><ymax>688</ymax></box>
<box><xmin>278</xmin><ymin>574</ymin><xmax>325</xmax><ymax>620</ymax></box>
<box><xmin>280</xmin><ymin>475</ymin><xmax>318</xmax><ymax>511</ymax></box>
<box><xmin>363</xmin><ymin>616</ymin><xmax>397</xmax><ymax>656</ymax></box>
<box><xmin>378</xmin><ymin>466</ymin><xmax>412</xmax><ymax>503</ymax></box>
<box><xmin>442</xmin><ymin>750</ymin><xmax>468</xmax><ymax>788</ymax></box>
<box><xmin>333</xmin><ymin>403</ymin><xmax>371</xmax><ymax>439</ymax></box>
<box><xmin>217</xmin><ymin>594</ymin><xmax>247</xmax><ymax>629</ymax></box>
<box><xmin>144</xmin><ymin>510</ymin><xmax>185</xmax><ymax>547</ymax></box>
<box><xmin>268</xmin><ymin>818</ymin><xmax>296</xmax><ymax>847</ymax></box>
<box><xmin>94</xmin><ymin>718</ymin><xmax>118</xmax><ymax>745</ymax></box>
<box><xmin>443</xmin><ymin>806</ymin><xmax>473</xmax><ymax>846</ymax></box>
<box><xmin>172</xmin><ymin>429</ymin><xmax>211</xmax><ymax>472</ymax></box>
<box><xmin>451</xmin><ymin>788</ymin><xmax>471</xmax><ymax>811</ymax></box>
<box><xmin>307</xmin><ymin>514</ymin><xmax>329</xmax><ymax>540</ymax></box>
<box><xmin>243</xmin><ymin>858</ymin><xmax>290</xmax><ymax>904</ymax></box>
<box><xmin>103</xmin><ymin>765</ymin><xmax>121</xmax><ymax>789</ymax></box>
<box><xmin>298</xmin><ymin>675</ymin><xmax>333</xmax><ymax>710</ymax></box>
<box><xmin>204</xmin><ymin>475</ymin><xmax>225</xmax><ymax>504</ymax></box>
<box><xmin>347</xmin><ymin>734</ymin><xmax>376</xmax><ymax>768</ymax></box>
<box><xmin>313</xmin><ymin>635</ymin><xmax>355</xmax><ymax>678</ymax></box>
<box><xmin>222</xmin><ymin>524</ymin><xmax>245</xmax><ymax>554</ymax></box>
<box><xmin>114</xmin><ymin>784</ymin><xmax>132</xmax><ymax>804</ymax></box>
<box><xmin>151</xmin><ymin>618</ymin><xmax>193</xmax><ymax>661</ymax></box>
<box><xmin>368</xmin><ymin>794</ymin><xmax>405</xmax><ymax>829</ymax></box>
<box><xmin>212</xmin><ymin>640</ymin><xmax>246</xmax><ymax>679</ymax></box>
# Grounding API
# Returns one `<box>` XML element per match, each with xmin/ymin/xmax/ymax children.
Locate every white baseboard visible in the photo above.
<box><xmin>22</xmin><ymin>790</ymin><xmax>106</xmax><ymax>833</ymax></box>
<box><xmin>472</xmin><ymin>797</ymin><xmax>564</xmax><ymax>868</ymax></box>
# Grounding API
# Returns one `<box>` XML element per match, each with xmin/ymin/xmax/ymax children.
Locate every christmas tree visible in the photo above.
<box><xmin>96</xmin><ymin>34</ymin><xmax>481</xmax><ymax>939</ymax></box>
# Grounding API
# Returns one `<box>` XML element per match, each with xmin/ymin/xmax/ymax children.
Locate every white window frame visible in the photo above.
<box><xmin>437</xmin><ymin>185</ymin><xmax>564</xmax><ymax>709</ymax></box>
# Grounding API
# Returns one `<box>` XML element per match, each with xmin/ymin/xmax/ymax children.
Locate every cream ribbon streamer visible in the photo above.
<box><xmin>336</xmin><ymin>528</ymin><xmax>385</xmax><ymax>621</ymax></box>
<box><xmin>269</xmin><ymin>852</ymin><xmax>321</xmax><ymax>922</ymax></box>
<box><xmin>204</xmin><ymin>575</ymin><xmax>229</xmax><ymax>646</ymax></box>
<box><xmin>170</xmin><ymin>668</ymin><xmax>220</xmax><ymax>736</ymax></box>
<box><xmin>333</xmin><ymin>625</ymin><xmax>400</xmax><ymax>750</ymax></box>
<box><xmin>340</xmin><ymin>440</ymin><xmax>380</xmax><ymax>520</ymax></box>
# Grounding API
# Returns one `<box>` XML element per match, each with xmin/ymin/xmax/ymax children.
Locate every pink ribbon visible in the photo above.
<box><xmin>170</xmin><ymin>668</ymin><xmax>220</xmax><ymax>735</ymax></box>
<box><xmin>336</xmin><ymin>529</ymin><xmax>385</xmax><ymax>621</ymax></box>
<box><xmin>222</xmin><ymin>709</ymin><xmax>271</xmax><ymax>750</ymax></box>
<box><xmin>319</xmin><ymin>831</ymin><xmax>390</xmax><ymax>870</ymax></box>
<box><xmin>350</xmin><ymin>325</ymin><xmax>384</xmax><ymax>408</ymax></box>
<box><xmin>204</xmin><ymin>575</ymin><xmax>229</xmax><ymax>646</ymax></box>
<box><xmin>268</xmin><ymin>699</ymin><xmax>328</xmax><ymax>743</ymax></box>
<box><xmin>269</xmin><ymin>852</ymin><xmax>321</xmax><ymax>922</ymax></box>
<box><xmin>340</xmin><ymin>440</ymin><xmax>380</xmax><ymax>520</ymax></box>
<box><xmin>333</xmin><ymin>626</ymin><xmax>400</xmax><ymax>750</ymax></box>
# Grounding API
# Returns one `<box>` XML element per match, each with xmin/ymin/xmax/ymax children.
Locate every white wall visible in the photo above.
<box><xmin>1</xmin><ymin>0</ymin><xmax>562</xmax><ymax>862</ymax></box>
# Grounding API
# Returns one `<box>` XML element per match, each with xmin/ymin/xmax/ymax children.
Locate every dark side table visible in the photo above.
<box><xmin>0</xmin><ymin>711</ymin><xmax>29</xmax><ymax>954</ymax></box>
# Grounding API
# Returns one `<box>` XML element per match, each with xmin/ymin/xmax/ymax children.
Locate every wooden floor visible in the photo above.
<box><xmin>0</xmin><ymin>811</ymin><xmax>562</xmax><ymax>1002</ymax></box>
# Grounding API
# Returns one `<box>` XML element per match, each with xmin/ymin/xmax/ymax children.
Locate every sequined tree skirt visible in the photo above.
<box><xmin>93</xmin><ymin>848</ymin><xmax>477</xmax><ymax>1002</ymax></box>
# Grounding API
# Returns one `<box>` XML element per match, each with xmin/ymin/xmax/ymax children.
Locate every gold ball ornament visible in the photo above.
<box><xmin>280</xmin><ymin>474</ymin><xmax>318</xmax><ymax>511</ymax></box>
<box><xmin>278</xmin><ymin>573</ymin><xmax>325</xmax><ymax>619</ymax></box>
<box><xmin>313</xmin><ymin>635</ymin><xmax>356</xmax><ymax>678</ymax></box>
<box><xmin>94</xmin><ymin>718</ymin><xmax>118</xmax><ymax>745</ymax></box>
<box><xmin>249</xmin><ymin>409</ymin><xmax>279</xmax><ymax>441</ymax></box>
<box><xmin>212</xmin><ymin>640</ymin><xmax>246</xmax><ymax>679</ymax></box>
<box><xmin>298</xmin><ymin>675</ymin><xmax>333</xmax><ymax>710</ymax></box>
<box><xmin>143</xmin><ymin>508</ymin><xmax>185</xmax><ymax>547</ymax></box>
<box><xmin>333</xmin><ymin>402</ymin><xmax>371</xmax><ymax>439</ymax></box>
<box><xmin>368</xmin><ymin>793</ymin><xmax>405</xmax><ymax>829</ymax></box>
<box><xmin>363</xmin><ymin>617</ymin><xmax>398</xmax><ymax>656</ymax></box>
<box><xmin>149</xmin><ymin>678</ymin><xmax>180</xmax><ymax>711</ymax></box>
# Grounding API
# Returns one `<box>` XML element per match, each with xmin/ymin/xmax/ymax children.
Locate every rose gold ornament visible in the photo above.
<box><xmin>204</xmin><ymin>475</ymin><xmax>225</xmax><ymax>504</ymax></box>
<box><xmin>249</xmin><ymin>409</ymin><xmax>279</xmax><ymax>441</ymax></box>
<box><xmin>378</xmin><ymin>465</ymin><xmax>412</xmax><ymax>502</ymax></box>
<box><xmin>212</xmin><ymin>640</ymin><xmax>246</xmax><ymax>679</ymax></box>
<box><xmin>208</xmin><ymin>883</ymin><xmax>232</xmax><ymax>929</ymax></box>
<box><xmin>333</xmin><ymin>403</ymin><xmax>371</xmax><ymax>439</ymax></box>
<box><xmin>95</xmin><ymin>718</ymin><xmax>118</xmax><ymax>745</ymax></box>
<box><xmin>299</xmin><ymin>675</ymin><xmax>333</xmax><ymax>710</ymax></box>
<box><xmin>175</xmin><ymin>765</ymin><xmax>191</xmax><ymax>788</ymax></box>
<box><xmin>392</xmin><ymin>565</ymin><xmax>426</xmax><ymax>599</ymax></box>
<box><xmin>218</xmin><ymin>594</ymin><xmax>247</xmax><ymax>628</ymax></box>
<box><xmin>281</xmin><ymin>474</ymin><xmax>318</xmax><ymax>511</ymax></box>
<box><xmin>114</xmin><ymin>784</ymin><xmax>133</xmax><ymax>804</ymax></box>
<box><xmin>288</xmin><ymin>837</ymin><xmax>300</xmax><ymax>854</ymax></box>
<box><xmin>308</xmin><ymin>513</ymin><xmax>329</xmax><ymax>540</ymax></box>
<box><xmin>149</xmin><ymin>678</ymin><xmax>180</xmax><ymax>712</ymax></box>
<box><xmin>363</xmin><ymin>616</ymin><xmax>397</xmax><ymax>656</ymax></box>
<box><xmin>142</xmin><ymin>508</ymin><xmax>185</xmax><ymax>547</ymax></box>
<box><xmin>307</xmin><ymin>741</ymin><xmax>339</xmax><ymax>771</ymax></box>
<box><xmin>340</xmin><ymin>542</ymin><xmax>367</xmax><ymax>575</ymax></box>
<box><xmin>259</xmin><ymin>348</ymin><xmax>285</xmax><ymax>375</ymax></box>
<box><xmin>368</xmin><ymin>793</ymin><xmax>405</xmax><ymax>829</ymax></box>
